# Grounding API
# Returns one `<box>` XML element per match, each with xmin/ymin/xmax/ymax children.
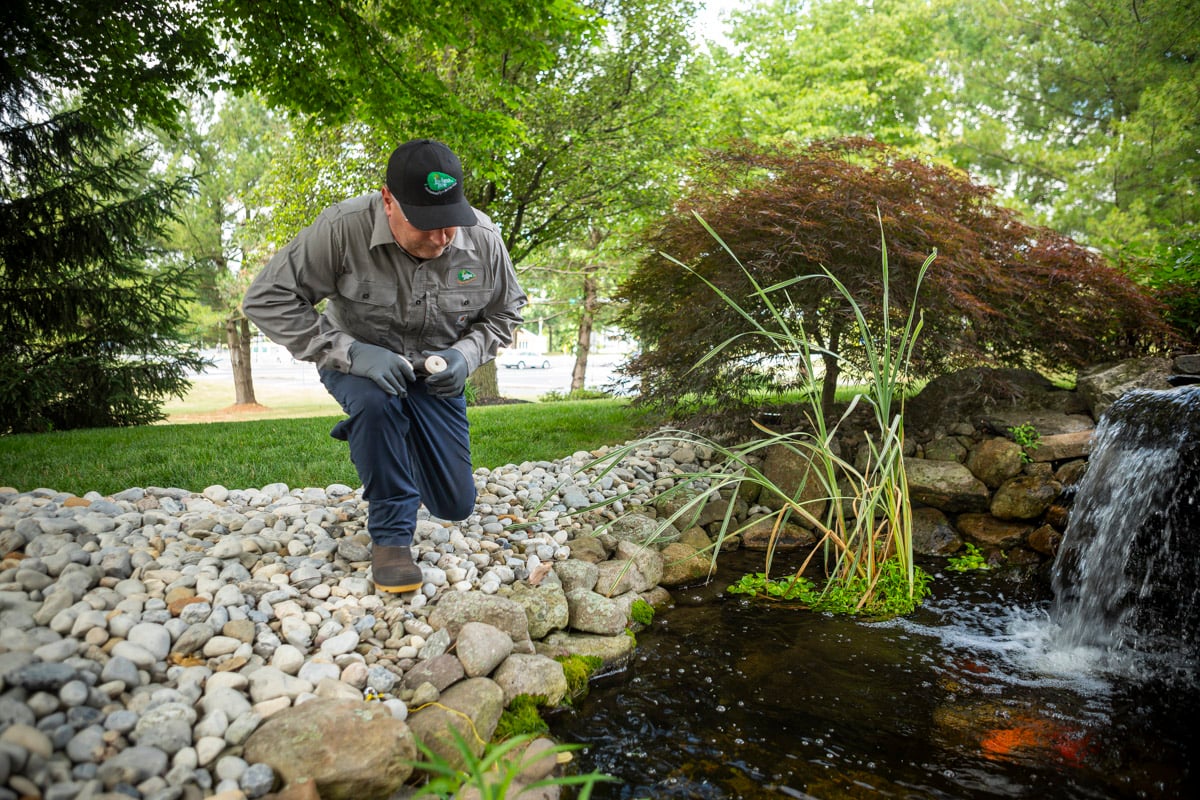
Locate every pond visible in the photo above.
<box><xmin>549</xmin><ymin>549</ymin><xmax>1198</xmax><ymax>799</ymax></box>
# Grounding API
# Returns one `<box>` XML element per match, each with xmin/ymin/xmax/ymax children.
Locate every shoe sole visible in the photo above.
<box><xmin>375</xmin><ymin>579</ymin><xmax>422</xmax><ymax>593</ymax></box>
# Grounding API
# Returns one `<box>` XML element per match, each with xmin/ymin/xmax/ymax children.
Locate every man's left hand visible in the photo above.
<box><xmin>423</xmin><ymin>348</ymin><xmax>469</xmax><ymax>398</ymax></box>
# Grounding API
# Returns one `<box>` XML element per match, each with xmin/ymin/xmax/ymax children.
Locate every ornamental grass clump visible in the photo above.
<box><xmin>408</xmin><ymin>729</ymin><xmax>614</xmax><ymax>799</ymax></box>
<box><xmin>587</xmin><ymin>214</ymin><xmax>933</xmax><ymax>616</ymax></box>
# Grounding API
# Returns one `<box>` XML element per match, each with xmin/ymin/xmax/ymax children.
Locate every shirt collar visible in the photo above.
<box><xmin>368</xmin><ymin>192</ymin><xmax>475</xmax><ymax>256</ymax></box>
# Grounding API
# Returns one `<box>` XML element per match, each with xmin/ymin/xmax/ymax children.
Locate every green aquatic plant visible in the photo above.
<box><xmin>726</xmin><ymin>559</ymin><xmax>931</xmax><ymax>616</ymax></box>
<box><xmin>727</xmin><ymin>571</ymin><xmax>816</xmax><ymax>601</ymax></box>
<box><xmin>1008</xmin><ymin>422</ymin><xmax>1042</xmax><ymax>463</ymax></box>
<box><xmin>946</xmin><ymin>542</ymin><xmax>991</xmax><ymax>572</ymax></box>
<box><xmin>584</xmin><ymin>214</ymin><xmax>934</xmax><ymax>617</ymax></box>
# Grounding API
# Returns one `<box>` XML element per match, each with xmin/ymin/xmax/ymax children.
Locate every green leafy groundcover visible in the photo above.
<box><xmin>727</xmin><ymin>558</ymin><xmax>932</xmax><ymax>617</ymax></box>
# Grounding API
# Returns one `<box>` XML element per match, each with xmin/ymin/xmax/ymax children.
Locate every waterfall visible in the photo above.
<box><xmin>1050</xmin><ymin>386</ymin><xmax>1200</xmax><ymax>663</ymax></box>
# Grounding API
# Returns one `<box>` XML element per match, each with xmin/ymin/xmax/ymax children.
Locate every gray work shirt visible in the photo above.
<box><xmin>242</xmin><ymin>192</ymin><xmax>526</xmax><ymax>374</ymax></box>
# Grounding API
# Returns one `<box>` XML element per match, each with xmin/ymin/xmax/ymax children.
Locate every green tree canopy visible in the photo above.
<box><xmin>618</xmin><ymin>139</ymin><xmax>1173</xmax><ymax>414</ymax></box>
<box><xmin>2</xmin><ymin>0</ymin><xmax>221</xmax><ymax>129</ymax></box>
<box><xmin>210</xmin><ymin>0</ymin><xmax>600</xmax><ymax>176</ymax></box>
<box><xmin>942</xmin><ymin>0</ymin><xmax>1200</xmax><ymax>256</ymax></box>
<box><xmin>706</xmin><ymin>0</ymin><xmax>953</xmax><ymax>149</ymax></box>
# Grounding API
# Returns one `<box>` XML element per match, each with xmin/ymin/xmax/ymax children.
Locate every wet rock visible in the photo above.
<box><xmin>955</xmin><ymin>514</ymin><xmax>1037</xmax><ymax>549</ymax></box>
<box><xmin>658</xmin><ymin>542</ymin><xmax>715</xmax><ymax>586</ymax></box>
<box><xmin>911</xmin><ymin>507</ymin><xmax>963</xmax><ymax>557</ymax></box>
<box><xmin>991</xmin><ymin>475</ymin><xmax>1062</xmax><ymax>521</ymax></box>
<box><xmin>537</xmin><ymin>631</ymin><xmax>636</xmax><ymax>671</ymax></box>
<box><xmin>739</xmin><ymin>514</ymin><xmax>817</xmax><ymax>551</ymax></box>
<box><xmin>1076</xmin><ymin>357</ymin><xmax>1172</xmax><ymax>419</ymax></box>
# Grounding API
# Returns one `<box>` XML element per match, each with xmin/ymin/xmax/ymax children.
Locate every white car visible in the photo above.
<box><xmin>498</xmin><ymin>349</ymin><xmax>552</xmax><ymax>369</ymax></box>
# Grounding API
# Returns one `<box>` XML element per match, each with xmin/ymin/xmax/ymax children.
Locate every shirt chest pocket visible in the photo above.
<box><xmin>334</xmin><ymin>274</ymin><xmax>397</xmax><ymax>332</ymax></box>
<box><xmin>436</xmin><ymin>287</ymin><xmax>492</xmax><ymax>330</ymax></box>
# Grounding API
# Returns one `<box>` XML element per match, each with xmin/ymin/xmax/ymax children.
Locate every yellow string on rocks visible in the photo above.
<box><xmin>409</xmin><ymin>701</ymin><xmax>487</xmax><ymax>747</ymax></box>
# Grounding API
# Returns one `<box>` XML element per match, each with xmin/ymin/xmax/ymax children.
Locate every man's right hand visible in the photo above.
<box><xmin>348</xmin><ymin>341</ymin><xmax>415</xmax><ymax>396</ymax></box>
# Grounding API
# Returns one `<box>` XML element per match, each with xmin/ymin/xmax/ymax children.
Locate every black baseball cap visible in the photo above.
<box><xmin>385</xmin><ymin>139</ymin><xmax>478</xmax><ymax>230</ymax></box>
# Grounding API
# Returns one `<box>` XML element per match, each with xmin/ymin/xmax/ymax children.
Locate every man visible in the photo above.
<box><xmin>243</xmin><ymin>139</ymin><xmax>526</xmax><ymax>593</ymax></box>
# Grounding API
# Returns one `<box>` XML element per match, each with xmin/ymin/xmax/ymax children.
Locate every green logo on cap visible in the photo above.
<box><xmin>426</xmin><ymin>171</ymin><xmax>457</xmax><ymax>194</ymax></box>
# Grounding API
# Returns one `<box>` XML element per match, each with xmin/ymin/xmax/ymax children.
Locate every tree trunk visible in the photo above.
<box><xmin>820</xmin><ymin>352</ymin><xmax>841</xmax><ymax>410</ymax></box>
<box><xmin>226</xmin><ymin>315</ymin><xmax>257</xmax><ymax>406</ymax></box>
<box><xmin>820</xmin><ymin>324</ymin><xmax>842</xmax><ymax>410</ymax></box>
<box><xmin>571</xmin><ymin>268</ymin><xmax>599</xmax><ymax>392</ymax></box>
<box><xmin>472</xmin><ymin>360</ymin><xmax>500</xmax><ymax>400</ymax></box>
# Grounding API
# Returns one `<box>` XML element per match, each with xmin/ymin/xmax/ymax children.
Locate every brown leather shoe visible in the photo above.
<box><xmin>372</xmin><ymin>544</ymin><xmax>423</xmax><ymax>593</ymax></box>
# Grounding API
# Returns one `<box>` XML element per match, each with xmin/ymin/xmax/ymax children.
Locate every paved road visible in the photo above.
<box><xmin>494</xmin><ymin>354</ymin><xmax>630</xmax><ymax>398</ymax></box>
<box><xmin>193</xmin><ymin>352</ymin><xmax>631</xmax><ymax>401</ymax></box>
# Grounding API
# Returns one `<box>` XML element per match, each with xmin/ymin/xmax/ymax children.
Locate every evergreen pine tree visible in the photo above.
<box><xmin>1</xmin><ymin>0</ymin><xmax>218</xmax><ymax>433</ymax></box>
<box><xmin>0</xmin><ymin>109</ymin><xmax>207</xmax><ymax>432</ymax></box>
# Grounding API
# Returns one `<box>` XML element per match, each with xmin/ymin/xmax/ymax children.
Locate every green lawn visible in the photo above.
<box><xmin>0</xmin><ymin>399</ymin><xmax>652</xmax><ymax>497</ymax></box>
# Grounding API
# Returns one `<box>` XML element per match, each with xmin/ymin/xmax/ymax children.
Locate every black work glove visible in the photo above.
<box><xmin>423</xmin><ymin>348</ymin><xmax>469</xmax><ymax>398</ymax></box>
<box><xmin>348</xmin><ymin>341</ymin><xmax>415</xmax><ymax>396</ymax></box>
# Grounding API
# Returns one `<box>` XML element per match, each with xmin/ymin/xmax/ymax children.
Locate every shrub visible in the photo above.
<box><xmin>618</xmin><ymin>138</ymin><xmax>1174</xmax><ymax>417</ymax></box>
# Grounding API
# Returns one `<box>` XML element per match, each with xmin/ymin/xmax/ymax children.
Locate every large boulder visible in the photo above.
<box><xmin>243</xmin><ymin>699</ymin><xmax>415</xmax><ymax>800</ymax></box>
<box><xmin>904</xmin><ymin>459</ymin><xmax>991</xmax><ymax>514</ymax></box>
<box><xmin>990</xmin><ymin>475</ymin><xmax>1063</xmax><ymax>521</ymax></box>
<box><xmin>965</xmin><ymin>438</ymin><xmax>1024</xmax><ymax>490</ymax></box>
<box><xmin>906</xmin><ymin>367</ymin><xmax>1087</xmax><ymax>437</ymax></box>
<box><xmin>659</xmin><ymin>541</ymin><xmax>717</xmax><ymax>586</ymax></box>
<box><xmin>427</xmin><ymin>591</ymin><xmax>534</xmax><ymax>654</ymax></box>
<box><xmin>507</xmin><ymin>578</ymin><xmax>570</xmax><ymax>640</ymax></box>
<box><xmin>1075</xmin><ymin>357</ymin><xmax>1171</xmax><ymax>419</ymax></box>
<box><xmin>491</xmin><ymin>653</ymin><xmax>569</xmax><ymax>705</ymax></box>
<box><xmin>760</xmin><ymin>445</ymin><xmax>829</xmax><ymax>523</ymax></box>
<box><xmin>910</xmin><ymin>507</ymin><xmax>962</xmax><ymax>556</ymax></box>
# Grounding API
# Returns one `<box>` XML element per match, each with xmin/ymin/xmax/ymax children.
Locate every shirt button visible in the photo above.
<box><xmin>361</xmin><ymin>292</ymin><xmax>370</xmax><ymax>299</ymax></box>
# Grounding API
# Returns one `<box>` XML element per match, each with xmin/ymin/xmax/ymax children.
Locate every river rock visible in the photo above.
<box><xmin>491</xmin><ymin>653</ymin><xmax>568</xmax><ymax>706</ymax></box>
<box><xmin>427</xmin><ymin>592</ymin><xmax>534</xmax><ymax>654</ymax></box>
<box><xmin>455</xmin><ymin>622</ymin><xmax>514</xmax><ymax>678</ymax></box>
<box><xmin>407</xmin><ymin>677</ymin><xmax>505</xmax><ymax>767</ymax></box>
<box><xmin>905</xmin><ymin>459</ymin><xmax>991</xmax><ymax>513</ymax></box>
<box><xmin>243</xmin><ymin>699</ymin><xmax>415</xmax><ymax>800</ymax></box>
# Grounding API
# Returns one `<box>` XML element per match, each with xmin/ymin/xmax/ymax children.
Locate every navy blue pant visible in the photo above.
<box><xmin>319</xmin><ymin>370</ymin><xmax>477</xmax><ymax>547</ymax></box>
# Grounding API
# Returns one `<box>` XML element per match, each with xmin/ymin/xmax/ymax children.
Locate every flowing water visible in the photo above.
<box><xmin>550</xmin><ymin>387</ymin><xmax>1200</xmax><ymax>798</ymax></box>
<box><xmin>550</xmin><ymin>554</ymin><xmax>1198</xmax><ymax>798</ymax></box>
<box><xmin>1051</xmin><ymin>386</ymin><xmax>1200</xmax><ymax>660</ymax></box>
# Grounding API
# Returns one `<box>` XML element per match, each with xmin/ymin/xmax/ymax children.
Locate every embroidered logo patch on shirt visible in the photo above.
<box><xmin>457</xmin><ymin>269</ymin><xmax>477</xmax><ymax>284</ymax></box>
